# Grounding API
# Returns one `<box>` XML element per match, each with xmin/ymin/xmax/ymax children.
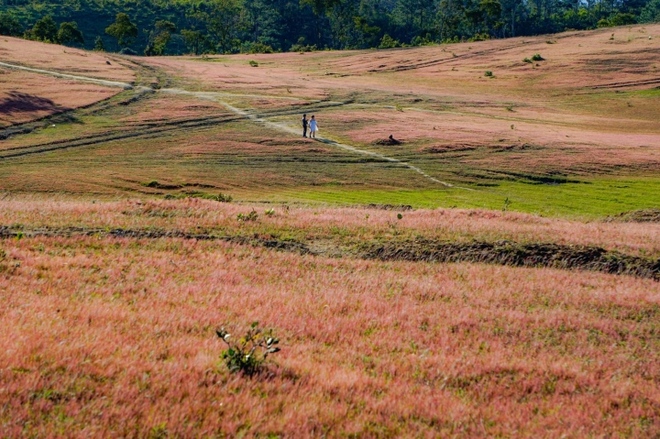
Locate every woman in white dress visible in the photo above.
<box><xmin>309</xmin><ymin>115</ymin><xmax>318</xmax><ymax>138</ymax></box>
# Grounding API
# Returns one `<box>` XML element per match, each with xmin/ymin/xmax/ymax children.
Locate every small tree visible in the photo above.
<box><xmin>105</xmin><ymin>13</ymin><xmax>138</xmax><ymax>48</ymax></box>
<box><xmin>93</xmin><ymin>36</ymin><xmax>106</xmax><ymax>51</ymax></box>
<box><xmin>29</xmin><ymin>15</ymin><xmax>58</xmax><ymax>43</ymax></box>
<box><xmin>640</xmin><ymin>0</ymin><xmax>660</xmax><ymax>22</ymax></box>
<box><xmin>145</xmin><ymin>20</ymin><xmax>176</xmax><ymax>55</ymax></box>
<box><xmin>57</xmin><ymin>21</ymin><xmax>84</xmax><ymax>46</ymax></box>
<box><xmin>216</xmin><ymin>322</ymin><xmax>280</xmax><ymax>376</ymax></box>
<box><xmin>379</xmin><ymin>34</ymin><xmax>400</xmax><ymax>49</ymax></box>
<box><xmin>0</xmin><ymin>11</ymin><xmax>23</xmax><ymax>37</ymax></box>
<box><xmin>181</xmin><ymin>29</ymin><xmax>208</xmax><ymax>55</ymax></box>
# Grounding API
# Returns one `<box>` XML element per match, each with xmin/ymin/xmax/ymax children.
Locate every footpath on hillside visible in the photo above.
<box><xmin>1</xmin><ymin>60</ymin><xmax>455</xmax><ymax>187</ymax></box>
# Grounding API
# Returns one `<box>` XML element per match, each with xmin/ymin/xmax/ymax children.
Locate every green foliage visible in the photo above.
<box><xmin>29</xmin><ymin>15</ymin><xmax>58</xmax><ymax>43</ymax></box>
<box><xmin>484</xmin><ymin>70</ymin><xmax>493</xmax><ymax>77</ymax></box>
<box><xmin>145</xmin><ymin>20</ymin><xmax>175</xmax><ymax>56</ymax></box>
<box><xmin>249</xmin><ymin>60</ymin><xmax>259</xmax><ymax>67</ymax></box>
<box><xmin>241</xmin><ymin>41</ymin><xmax>275</xmax><ymax>54</ymax></box>
<box><xmin>640</xmin><ymin>0</ymin><xmax>660</xmax><ymax>22</ymax></box>
<box><xmin>237</xmin><ymin>210</ymin><xmax>259</xmax><ymax>221</ymax></box>
<box><xmin>181</xmin><ymin>29</ymin><xmax>209</xmax><ymax>55</ymax></box>
<box><xmin>468</xmin><ymin>33</ymin><xmax>491</xmax><ymax>42</ymax></box>
<box><xmin>0</xmin><ymin>0</ymin><xmax>655</xmax><ymax>55</ymax></box>
<box><xmin>216</xmin><ymin>322</ymin><xmax>281</xmax><ymax>376</ymax></box>
<box><xmin>163</xmin><ymin>192</ymin><xmax>233</xmax><ymax>202</ymax></box>
<box><xmin>105</xmin><ymin>13</ymin><xmax>138</xmax><ymax>48</ymax></box>
<box><xmin>0</xmin><ymin>11</ymin><xmax>23</xmax><ymax>37</ymax></box>
<box><xmin>598</xmin><ymin>13</ymin><xmax>637</xmax><ymax>27</ymax></box>
<box><xmin>379</xmin><ymin>34</ymin><xmax>400</xmax><ymax>49</ymax></box>
<box><xmin>290</xmin><ymin>37</ymin><xmax>317</xmax><ymax>52</ymax></box>
<box><xmin>217</xmin><ymin>193</ymin><xmax>233</xmax><ymax>203</ymax></box>
<box><xmin>93</xmin><ymin>35</ymin><xmax>105</xmax><ymax>51</ymax></box>
<box><xmin>531</xmin><ymin>53</ymin><xmax>544</xmax><ymax>61</ymax></box>
<box><xmin>57</xmin><ymin>22</ymin><xmax>84</xmax><ymax>46</ymax></box>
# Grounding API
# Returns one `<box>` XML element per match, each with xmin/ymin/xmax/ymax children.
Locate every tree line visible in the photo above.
<box><xmin>1</xmin><ymin>0</ymin><xmax>659</xmax><ymax>55</ymax></box>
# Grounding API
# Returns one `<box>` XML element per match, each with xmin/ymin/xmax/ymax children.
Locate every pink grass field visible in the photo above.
<box><xmin>0</xmin><ymin>198</ymin><xmax>659</xmax><ymax>257</ymax></box>
<box><xmin>1</xmin><ymin>26</ymin><xmax>660</xmax><ymax>437</ymax></box>
<box><xmin>0</xmin><ymin>198</ymin><xmax>659</xmax><ymax>437</ymax></box>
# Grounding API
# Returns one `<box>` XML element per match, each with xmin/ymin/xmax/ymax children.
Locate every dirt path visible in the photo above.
<box><xmin>0</xmin><ymin>61</ymin><xmax>135</xmax><ymax>89</ymax></box>
<box><xmin>160</xmin><ymin>87</ymin><xmax>457</xmax><ymax>187</ymax></box>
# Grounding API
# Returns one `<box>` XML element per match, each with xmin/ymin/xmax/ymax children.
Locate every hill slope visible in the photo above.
<box><xmin>1</xmin><ymin>26</ymin><xmax>660</xmax><ymax>217</ymax></box>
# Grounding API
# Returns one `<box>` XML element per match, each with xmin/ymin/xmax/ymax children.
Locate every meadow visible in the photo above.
<box><xmin>0</xmin><ymin>25</ymin><xmax>659</xmax><ymax>437</ymax></box>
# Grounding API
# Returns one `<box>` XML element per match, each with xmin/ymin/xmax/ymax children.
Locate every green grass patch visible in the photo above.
<box><xmin>263</xmin><ymin>177</ymin><xmax>660</xmax><ymax>219</ymax></box>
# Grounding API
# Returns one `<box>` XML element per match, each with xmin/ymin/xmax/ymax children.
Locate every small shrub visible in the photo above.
<box><xmin>523</xmin><ymin>57</ymin><xmax>532</xmax><ymax>63</ymax></box>
<box><xmin>531</xmin><ymin>53</ymin><xmax>544</xmax><ymax>61</ymax></box>
<box><xmin>379</xmin><ymin>34</ymin><xmax>401</xmax><ymax>49</ymax></box>
<box><xmin>265</xmin><ymin>208</ymin><xmax>275</xmax><ymax>216</ymax></box>
<box><xmin>410</xmin><ymin>35</ymin><xmax>433</xmax><ymax>47</ymax></box>
<box><xmin>290</xmin><ymin>37</ymin><xmax>316</xmax><ymax>53</ymax></box>
<box><xmin>216</xmin><ymin>322</ymin><xmax>280</xmax><ymax>376</ymax></box>
<box><xmin>237</xmin><ymin>210</ymin><xmax>258</xmax><ymax>222</ymax></box>
<box><xmin>485</xmin><ymin>70</ymin><xmax>494</xmax><ymax>77</ymax></box>
<box><xmin>216</xmin><ymin>193</ymin><xmax>233</xmax><ymax>203</ymax></box>
<box><xmin>249</xmin><ymin>60</ymin><xmax>259</xmax><ymax>67</ymax></box>
<box><xmin>468</xmin><ymin>33</ymin><xmax>490</xmax><ymax>42</ymax></box>
<box><xmin>241</xmin><ymin>42</ymin><xmax>274</xmax><ymax>54</ymax></box>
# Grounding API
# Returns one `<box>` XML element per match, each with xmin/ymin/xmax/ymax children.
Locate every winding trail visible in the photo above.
<box><xmin>161</xmin><ymin>88</ymin><xmax>456</xmax><ymax>187</ymax></box>
<box><xmin>2</xmin><ymin>61</ymin><xmax>456</xmax><ymax>187</ymax></box>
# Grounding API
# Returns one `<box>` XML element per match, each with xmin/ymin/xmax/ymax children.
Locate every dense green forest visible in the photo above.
<box><xmin>1</xmin><ymin>0</ymin><xmax>659</xmax><ymax>54</ymax></box>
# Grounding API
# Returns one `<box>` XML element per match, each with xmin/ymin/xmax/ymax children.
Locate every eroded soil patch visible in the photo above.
<box><xmin>363</xmin><ymin>240</ymin><xmax>659</xmax><ymax>280</ymax></box>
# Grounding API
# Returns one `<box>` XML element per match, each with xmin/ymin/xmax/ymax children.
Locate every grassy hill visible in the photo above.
<box><xmin>2</xmin><ymin>26</ymin><xmax>660</xmax><ymax>217</ymax></box>
<box><xmin>0</xmin><ymin>27</ymin><xmax>659</xmax><ymax>437</ymax></box>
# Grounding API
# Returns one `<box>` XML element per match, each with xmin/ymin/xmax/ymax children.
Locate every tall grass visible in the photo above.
<box><xmin>1</xmin><ymin>198</ymin><xmax>658</xmax><ymax>257</ymax></box>
<box><xmin>1</xmin><ymin>212</ymin><xmax>659</xmax><ymax>436</ymax></box>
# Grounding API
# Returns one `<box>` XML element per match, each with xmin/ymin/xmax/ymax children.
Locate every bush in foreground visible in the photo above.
<box><xmin>217</xmin><ymin>322</ymin><xmax>280</xmax><ymax>376</ymax></box>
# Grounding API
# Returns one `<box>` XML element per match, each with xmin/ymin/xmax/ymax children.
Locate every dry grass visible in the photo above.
<box><xmin>1</xmin><ymin>198</ymin><xmax>659</xmax><ymax>258</ymax></box>
<box><xmin>0</xmin><ymin>36</ymin><xmax>134</xmax><ymax>81</ymax></box>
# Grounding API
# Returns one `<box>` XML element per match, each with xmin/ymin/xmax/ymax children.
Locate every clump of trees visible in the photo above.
<box><xmin>0</xmin><ymin>0</ymin><xmax>658</xmax><ymax>55</ymax></box>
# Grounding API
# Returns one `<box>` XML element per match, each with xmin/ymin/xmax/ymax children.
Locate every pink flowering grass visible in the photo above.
<box><xmin>0</xmin><ymin>234</ymin><xmax>658</xmax><ymax>437</ymax></box>
<box><xmin>0</xmin><ymin>198</ymin><xmax>658</xmax><ymax>258</ymax></box>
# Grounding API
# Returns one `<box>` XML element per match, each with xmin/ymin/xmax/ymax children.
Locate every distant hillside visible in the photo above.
<box><xmin>1</xmin><ymin>0</ymin><xmax>659</xmax><ymax>55</ymax></box>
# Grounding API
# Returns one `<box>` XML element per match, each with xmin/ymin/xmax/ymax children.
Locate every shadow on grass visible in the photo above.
<box><xmin>0</xmin><ymin>91</ymin><xmax>69</xmax><ymax>115</ymax></box>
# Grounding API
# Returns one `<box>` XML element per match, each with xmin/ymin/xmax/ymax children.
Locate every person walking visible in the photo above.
<box><xmin>301</xmin><ymin>114</ymin><xmax>308</xmax><ymax>137</ymax></box>
<box><xmin>309</xmin><ymin>115</ymin><xmax>318</xmax><ymax>139</ymax></box>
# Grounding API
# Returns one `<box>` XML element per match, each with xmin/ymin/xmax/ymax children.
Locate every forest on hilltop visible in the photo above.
<box><xmin>1</xmin><ymin>0</ymin><xmax>659</xmax><ymax>55</ymax></box>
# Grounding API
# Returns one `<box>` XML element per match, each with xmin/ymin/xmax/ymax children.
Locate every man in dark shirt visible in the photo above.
<box><xmin>301</xmin><ymin>114</ymin><xmax>308</xmax><ymax>138</ymax></box>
